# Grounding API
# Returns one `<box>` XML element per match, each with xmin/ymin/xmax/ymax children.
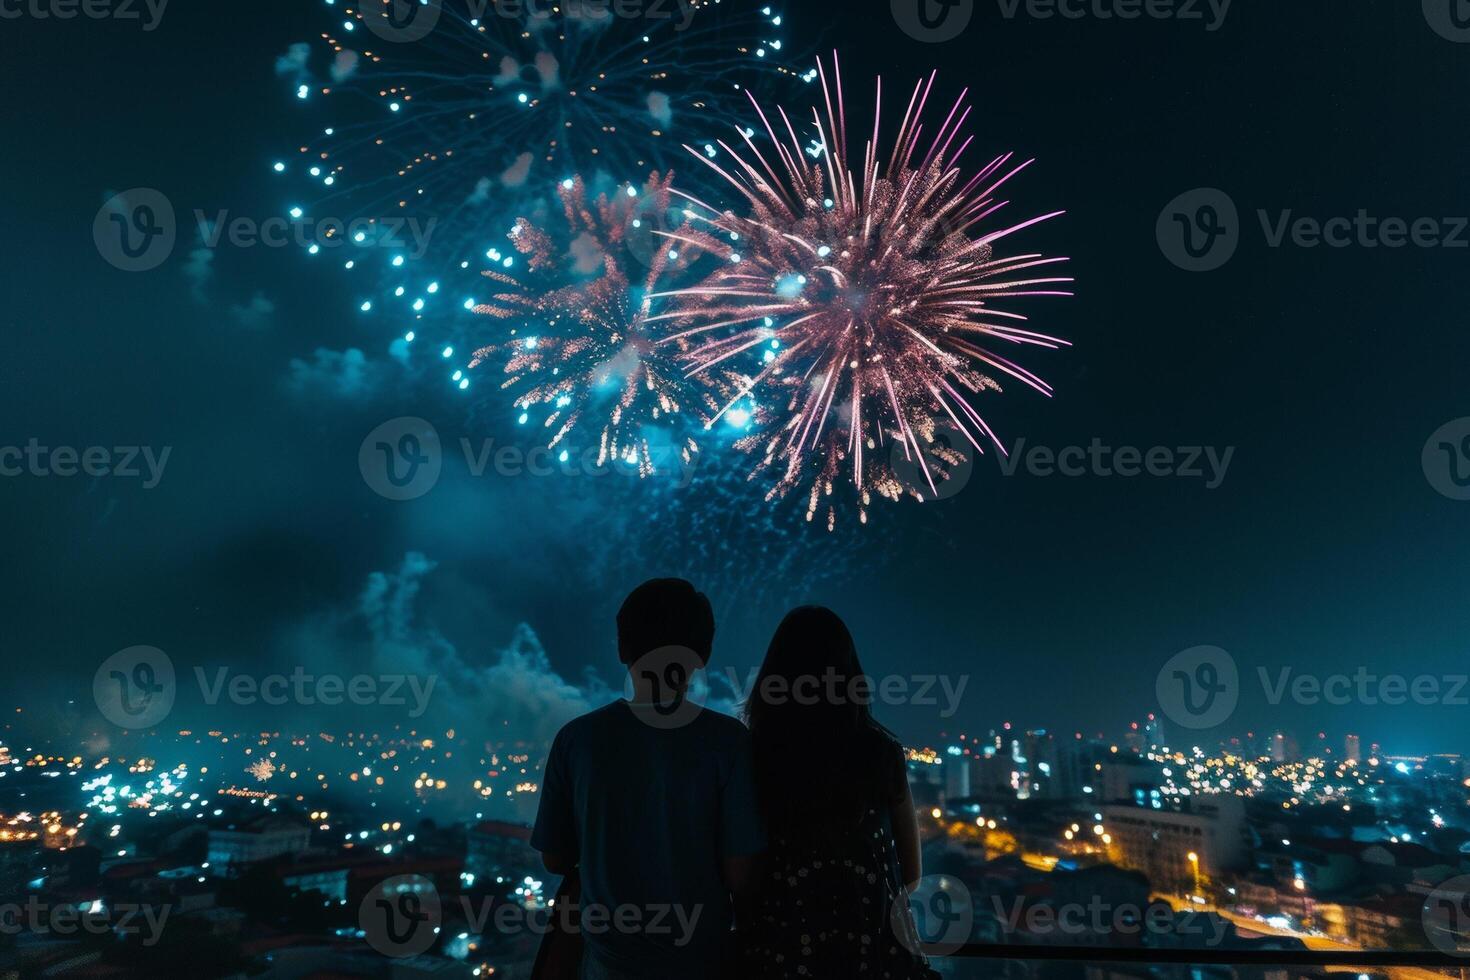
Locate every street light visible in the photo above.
<box><xmin>1293</xmin><ymin>874</ymin><xmax>1314</xmax><ymax>930</ymax></box>
<box><xmin>1187</xmin><ymin>851</ymin><xmax>1201</xmax><ymax>904</ymax></box>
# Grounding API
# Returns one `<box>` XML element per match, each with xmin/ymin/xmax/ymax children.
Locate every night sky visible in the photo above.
<box><xmin>2</xmin><ymin>0</ymin><xmax>1468</xmax><ymax>754</ymax></box>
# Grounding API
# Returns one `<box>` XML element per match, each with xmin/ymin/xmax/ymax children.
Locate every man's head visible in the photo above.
<box><xmin>616</xmin><ymin>578</ymin><xmax>715</xmax><ymax>666</ymax></box>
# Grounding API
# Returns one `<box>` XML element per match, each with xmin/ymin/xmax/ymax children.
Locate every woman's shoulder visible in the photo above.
<box><xmin>858</xmin><ymin>726</ymin><xmax>908</xmax><ymax>798</ymax></box>
<box><xmin>858</xmin><ymin>724</ymin><xmax>905</xmax><ymax>760</ymax></box>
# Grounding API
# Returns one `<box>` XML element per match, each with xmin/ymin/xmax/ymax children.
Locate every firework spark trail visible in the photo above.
<box><xmin>592</xmin><ymin>445</ymin><xmax>883</xmax><ymax>623</ymax></box>
<box><xmin>272</xmin><ymin>0</ymin><xmax>804</xmax><ymax>395</ymax></box>
<box><xmin>292</xmin><ymin>1</ymin><xmax>795</xmax><ymax>212</ymax></box>
<box><xmin>467</xmin><ymin>172</ymin><xmax>735</xmax><ymax>477</ymax></box>
<box><xmin>646</xmin><ymin>53</ymin><xmax>1073</xmax><ymax>527</ymax></box>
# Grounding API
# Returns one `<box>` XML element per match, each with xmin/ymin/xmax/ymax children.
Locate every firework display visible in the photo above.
<box><xmin>273</xmin><ymin>0</ymin><xmax>801</xmax><ymax>388</ymax></box>
<box><xmin>650</xmin><ymin>54</ymin><xmax>1072</xmax><ymax>526</ymax></box>
<box><xmin>466</xmin><ymin>172</ymin><xmax>717</xmax><ymax>477</ymax></box>
<box><xmin>272</xmin><ymin>1</ymin><xmax>1072</xmax><ymax>529</ymax></box>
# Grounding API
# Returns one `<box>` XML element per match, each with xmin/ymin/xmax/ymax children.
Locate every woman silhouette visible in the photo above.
<box><xmin>741</xmin><ymin>606</ymin><xmax>935</xmax><ymax>978</ymax></box>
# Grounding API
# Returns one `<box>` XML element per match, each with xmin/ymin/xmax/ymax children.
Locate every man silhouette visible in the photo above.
<box><xmin>532</xmin><ymin>579</ymin><xmax>764</xmax><ymax>979</ymax></box>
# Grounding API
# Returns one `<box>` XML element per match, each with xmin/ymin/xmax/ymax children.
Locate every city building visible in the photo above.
<box><xmin>1095</xmin><ymin>759</ymin><xmax>1158</xmax><ymax>804</ymax></box>
<box><xmin>1144</xmin><ymin>714</ymin><xmax>1167</xmax><ymax>750</ymax></box>
<box><xmin>943</xmin><ymin>746</ymin><xmax>971</xmax><ymax>801</ymax></box>
<box><xmin>1252</xmin><ymin>837</ymin><xmax>1361</xmax><ymax>896</ymax></box>
<box><xmin>971</xmin><ymin>750</ymin><xmax>1015</xmax><ymax>801</ymax></box>
<box><xmin>206</xmin><ymin>816</ymin><xmax>312</xmax><ymax>874</ymax></box>
<box><xmin>283</xmin><ymin>863</ymin><xmax>351</xmax><ymax>904</ymax></box>
<box><xmin>1102</xmin><ymin>796</ymin><xmax>1248</xmax><ymax>899</ymax></box>
<box><xmin>1270</xmin><ymin>732</ymin><xmax>1298</xmax><ymax>762</ymax></box>
<box><xmin>465</xmin><ymin>820</ymin><xmax>536</xmax><ymax>886</ymax></box>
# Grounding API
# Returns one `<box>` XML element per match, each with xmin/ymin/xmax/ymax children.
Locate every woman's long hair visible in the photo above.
<box><xmin>743</xmin><ymin>606</ymin><xmax>901</xmax><ymax>840</ymax></box>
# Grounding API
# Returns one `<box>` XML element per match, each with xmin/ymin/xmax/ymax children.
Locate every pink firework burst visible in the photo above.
<box><xmin>470</xmin><ymin>173</ymin><xmax>716</xmax><ymax>478</ymax></box>
<box><xmin>648</xmin><ymin>54</ymin><xmax>1073</xmax><ymax>526</ymax></box>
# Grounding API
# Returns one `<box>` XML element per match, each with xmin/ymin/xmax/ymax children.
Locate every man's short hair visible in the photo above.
<box><xmin>616</xmin><ymin>578</ymin><xmax>715</xmax><ymax>665</ymax></box>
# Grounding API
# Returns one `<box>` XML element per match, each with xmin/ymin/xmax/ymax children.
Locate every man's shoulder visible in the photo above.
<box><xmin>552</xmin><ymin>701</ymin><xmax>750</xmax><ymax>749</ymax></box>
<box><xmin>554</xmin><ymin>700</ymin><xmax>629</xmax><ymax>740</ymax></box>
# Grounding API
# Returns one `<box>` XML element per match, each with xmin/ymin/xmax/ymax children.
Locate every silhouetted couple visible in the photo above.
<box><xmin>532</xmin><ymin>578</ymin><xmax>934</xmax><ymax>980</ymax></box>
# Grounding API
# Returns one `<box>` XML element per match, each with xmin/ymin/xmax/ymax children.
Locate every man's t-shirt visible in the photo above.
<box><xmin>531</xmin><ymin>700</ymin><xmax>765</xmax><ymax>977</ymax></box>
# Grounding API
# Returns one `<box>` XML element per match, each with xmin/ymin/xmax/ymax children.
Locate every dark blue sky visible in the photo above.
<box><xmin>2</xmin><ymin>0</ymin><xmax>1468</xmax><ymax>754</ymax></box>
